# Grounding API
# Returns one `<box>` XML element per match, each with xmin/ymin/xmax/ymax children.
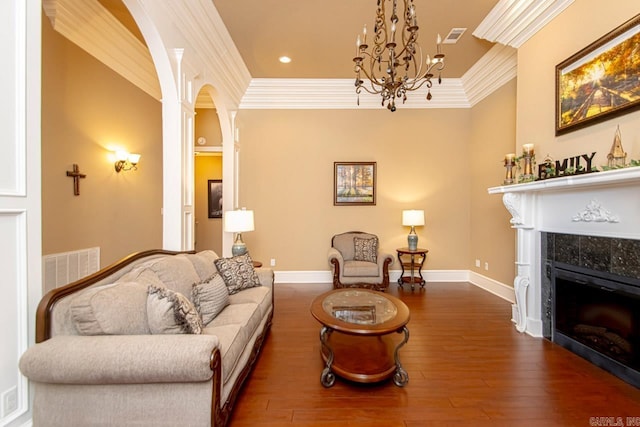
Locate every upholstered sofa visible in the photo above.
<box><xmin>19</xmin><ymin>249</ymin><xmax>273</xmax><ymax>427</ymax></box>
<box><xmin>328</xmin><ymin>231</ymin><xmax>393</xmax><ymax>291</ymax></box>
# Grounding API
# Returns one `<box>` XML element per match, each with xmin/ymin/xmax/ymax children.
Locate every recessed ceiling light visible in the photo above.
<box><xmin>279</xmin><ymin>56</ymin><xmax>292</xmax><ymax>64</ymax></box>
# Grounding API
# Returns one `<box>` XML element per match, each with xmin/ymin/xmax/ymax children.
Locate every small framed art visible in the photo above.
<box><xmin>334</xmin><ymin>161</ymin><xmax>376</xmax><ymax>206</ymax></box>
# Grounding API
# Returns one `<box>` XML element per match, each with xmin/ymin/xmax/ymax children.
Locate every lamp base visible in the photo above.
<box><xmin>407</xmin><ymin>234</ymin><xmax>418</xmax><ymax>251</ymax></box>
<box><xmin>232</xmin><ymin>242</ymin><xmax>247</xmax><ymax>257</ymax></box>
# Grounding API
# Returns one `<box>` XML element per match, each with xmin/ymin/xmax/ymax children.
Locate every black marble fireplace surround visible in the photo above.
<box><xmin>541</xmin><ymin>232</ymin><xmax>640</xmax><ymax>387</ymax></box>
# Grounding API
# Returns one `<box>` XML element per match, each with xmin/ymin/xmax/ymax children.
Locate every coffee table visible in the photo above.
<box><xmin>310</xmin><ymin>288</ymin><xmax>410</xmax><ymax>387</ymax></box>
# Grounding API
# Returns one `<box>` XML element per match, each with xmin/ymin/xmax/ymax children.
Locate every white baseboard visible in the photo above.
<box><xmin>467</xmin><ymin>271</ymin><xmax>515</xmax><ymax>304</ymax></box>
<box><xmin>273</xmin><ymin>269</ymin><xmax>515</xmax><ymax>304</ymax></box>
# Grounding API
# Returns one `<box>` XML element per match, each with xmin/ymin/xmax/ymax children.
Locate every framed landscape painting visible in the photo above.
<box><xmin>334</xmin><ymin>162</ymin><xmax>376</xmax><ymax>206</ymax></box>
<box><xmin>555</xmin><ymin>14</ymin><xmax>640</xmax><ymax>135</ymax></box>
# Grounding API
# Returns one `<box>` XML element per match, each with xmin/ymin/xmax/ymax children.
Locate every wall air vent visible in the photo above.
<box><xmin>443</xmin><ymin>28</ymin><xmax>467</xmax><ymax>44</ymax></box>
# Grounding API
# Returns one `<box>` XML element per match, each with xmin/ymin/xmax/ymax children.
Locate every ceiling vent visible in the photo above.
<box><xmin>442</xmin><ymin>28</ymin><xmax>467</xmax><ymax>44</ymax></box>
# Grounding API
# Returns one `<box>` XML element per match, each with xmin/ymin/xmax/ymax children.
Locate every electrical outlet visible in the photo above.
<box><xmin>1</xmin><ymin>386</ymin><xmax>17</xmax><ymax>417</ymax></box>
<box><xmin>270</xmin><ymin>258</ymin><xmax>276</xmax><ymax>267</ymax></box>
<box><xmin>475</xmin><ymin>259</ymin><xmax>480</xmax><ymax>268</ymax></box>
<box><xmin>484</xmin><ymin>262</ymin><xmax>489</xmax><ymax>271</ymax></box>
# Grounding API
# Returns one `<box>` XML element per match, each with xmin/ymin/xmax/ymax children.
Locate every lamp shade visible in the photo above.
<box><xmin>402</xmin><ymin>210</ymin><xmax>425</xmax><ymax>227</ymax></box>
<box><xmin>224</xmin><ymin>209</ymin><xmax>254</xmax><ymax>233</ymax></box>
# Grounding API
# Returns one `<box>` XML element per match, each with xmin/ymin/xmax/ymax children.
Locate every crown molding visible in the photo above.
<box><xmin>43</xmin><ymin>0</ymin><xmax>161</xmax><ymax>100</ymax></box>
<box><xmin>473</xmin><ymin>0</ymin><xmax>574</xmax><ymax>48</ymax></box>
<box><xmin>160</xmin><ymin>0</ymin><xmax>251</xmax><ymax>108</ymax></box>
<box><xmin>240</xmin><ymin>78</ymin><xmax>471</xmax><ymax>110</ymax></box>
<box><xmin>462</xmin><ymin>44</ymin><xmax>517</xmax><ymax>106</ymax></box>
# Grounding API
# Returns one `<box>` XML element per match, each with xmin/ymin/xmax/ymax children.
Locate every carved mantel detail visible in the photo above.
<box><xmin>502</xmin><ymin>193</ymin><xmax>523</xmax><ymax>226</ymax></box>
<box><xmin>572</xmin><ymin>199</ymin><xmax>620</xmax><ymax>223</ymax></box>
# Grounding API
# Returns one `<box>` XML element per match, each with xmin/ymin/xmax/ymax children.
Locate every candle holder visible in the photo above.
<box><xmin>504</xmin><ymin>154</ymin><xmax>515</xmax><ymax>185</ymax></box>
<box><xmin>520</xmin><ymin>144</ymin><xmax>535</xmax><ymax>183</ymax></box>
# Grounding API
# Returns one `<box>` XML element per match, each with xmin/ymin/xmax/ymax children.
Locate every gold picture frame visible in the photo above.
<box><xmin>556</xmin><ymin>14</ymin><xmax>640</xmax><ymax>135</ymax></box>
<box><xmin>333</xmin><ymin>162</ymin><xmax>376</xmax><ymax>206</ymax></box>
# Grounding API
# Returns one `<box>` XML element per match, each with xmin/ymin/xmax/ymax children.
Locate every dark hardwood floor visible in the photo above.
<box><xmin>230</xmin><ymin>282</ymin><xmax>640</xmax><ymax>426</ymax></box>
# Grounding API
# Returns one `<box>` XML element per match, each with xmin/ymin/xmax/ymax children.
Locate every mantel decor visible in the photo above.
<box><xmin>334</xmin><ymin>162</ymin><xmax>376</xmax><ymax>206</ymax></box>
<box><xmin>555</xmin><ymin>13</ymin><xmax>640</xmax><ymax>135</ymax></box>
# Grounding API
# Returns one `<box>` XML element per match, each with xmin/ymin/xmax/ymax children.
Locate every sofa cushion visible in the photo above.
<box><xmin>214</xmin><ymin>254</ymin><xmax>261</xmax><ymax>295</ymax></box>
<box><xmin>138</xmin><ymin>256</ymin><xmax>201</xmax><ymax>302</ymax></box>
<box><xmin>147</xmin><ymin>285</ymin><xmax>203</xmax><ymax>334</ymax></box>
<box><xmin>182</xmin><ymin>250</ymin><xmax>219</xmax><ymax>282</ymax></box>
<box><xmin>69</xmin><ymin>282</ymin><xmax>150</xmax><ymax>335</ymax></box>
<box><xmin>229</xmin><ymin>286</ymin><xmax>271</xmax><ymax>320</ymax></box>
<box><xmin>192</xmin><ymin>274</ymin><xmax>230</xmax><ymax>325</ymax></box>
<box><xmin>343</xmin><ymin>260</ymin><xmax>379</xmax><ymax>277</ymax></box>
<box><xmin>354</xmin><ymin>236</ymin><xmax>378</xmax><ymax>263</ymax></box>
<box><xmin>202</xmin><ymin>324</ymin><xmax>245</xmax><ymax>385</ymax></box>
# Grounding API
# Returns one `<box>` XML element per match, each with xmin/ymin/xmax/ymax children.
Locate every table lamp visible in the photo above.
<box><xmin>224</xmin><ymin>208</ymin><xmax>254</xmax><ymax>256</ymax></box>
<box><xmin>402</xmin><ymin>210</ymin><xmax>425</xmax><ymax>251</ymax></box>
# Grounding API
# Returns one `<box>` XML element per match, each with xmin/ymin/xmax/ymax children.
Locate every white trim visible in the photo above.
<box><xmin>468</xmin><ymin>271</ymin><xmax>516</xmax><ymax>303</ymax></box>
<box><xmin>240</xmin><ymin>78</ymin><xmax>469</xmax><ymax>110</ymax></box>
<box><xmin>273</xmin><ymin>269</ymin><xmax>515</xmax><ymax>302</ymax></box>
<box><xmin>473</xmin><ymin>0</ymin><xmax>574</xmax><ymax>48</ymax></box>
<box><xmin>462</xmin><ymin>44</ymin><xmax>517</xmax><ymax>106</ymax></box>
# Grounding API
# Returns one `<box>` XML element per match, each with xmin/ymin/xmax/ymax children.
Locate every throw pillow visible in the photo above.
<box><xmin>147</xmin><ymin>285</ymin><xmax>203</xmax><ymax>334</ymax></box>
<box><xmin>70</xmin><ymin>282</ymin><xmax>150</xmax><ymax>335</ymax></box>
<box><xmin>354</xmin><ymin>236</ymin><xmax>378</xmax><ymax>263</ymax></box>
<box><xmin>192</xmin><ymin>273</ymin><xmax>230</xmax><ymax>325</ymax></box>
<box><xmin>213</xmin><ymin>253</ymin><xmax>261</xmax><ymax>295</ymax></box>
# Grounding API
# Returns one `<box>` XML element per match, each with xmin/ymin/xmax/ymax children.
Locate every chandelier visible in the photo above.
<box><xmin>353</xmin><ymin>0</ymin><xmax>445</xmax><ymax>112</ymax></box>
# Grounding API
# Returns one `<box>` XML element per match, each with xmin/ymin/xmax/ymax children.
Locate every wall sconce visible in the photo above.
<box><xmin>114</xmin><ymin>150</ymin><xmax>141</xmax><ymax>173</ymax></box>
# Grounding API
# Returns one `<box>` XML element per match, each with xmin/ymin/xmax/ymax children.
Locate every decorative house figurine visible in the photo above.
<box><xmin>607</xmin><ymin>126</ymin><xmax>627</xmax><ymax>168</ymax></box>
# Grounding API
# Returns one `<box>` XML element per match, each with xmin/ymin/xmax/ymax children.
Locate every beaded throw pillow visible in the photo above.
<box><xmin>354</xmin><ymin>236</ymin><xmax>378</xmax><ymax>263</ymax></box>
<box><xmin>213</xmin><ymin>253</ymin><xmax>261</xmax><ymax>295</ymax></box>
<box><xmin>147</xmin><ymin>285</ymin><xmax>203</xmax><ymax>334</ymax></box>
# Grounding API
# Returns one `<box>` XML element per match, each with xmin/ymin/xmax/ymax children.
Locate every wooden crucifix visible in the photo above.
<box><xmin>66</xmin><ymin>164</ymin><xmax>86</xmax><ymax>196</ymax></box>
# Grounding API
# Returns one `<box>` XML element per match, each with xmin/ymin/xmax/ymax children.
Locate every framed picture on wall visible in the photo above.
<box><xmin>334</xmin><ymin>162</ymin><xmax>376</xmax><ymax>206</ymax></box>
<box><xmin>555</xmin><ymin>14</ymin><xmax>640</xmax><ymax>135</ymax></box>
<box><xmin>208</xmin><ymin>179</ymin><xmax>222</xmax><ymax>218</ymax></box>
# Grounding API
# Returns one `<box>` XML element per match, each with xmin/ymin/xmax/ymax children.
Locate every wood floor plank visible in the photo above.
<box><xmin>229</xmin><ymin>282</ymin><xmax>640</xmax><ymax>426</ymax></box>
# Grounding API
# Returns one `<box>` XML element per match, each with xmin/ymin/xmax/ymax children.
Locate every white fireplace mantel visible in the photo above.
<box><xmin>488</xmin><ymin>167</ymin><xmax>640</xmax><ymax>336</ymax></box>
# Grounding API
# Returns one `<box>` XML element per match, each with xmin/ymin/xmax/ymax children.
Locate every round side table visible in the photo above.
<box><xmin>396</xmin><ymin>247</ymin><xmax>428</xmax><ymax>290</ymax></box>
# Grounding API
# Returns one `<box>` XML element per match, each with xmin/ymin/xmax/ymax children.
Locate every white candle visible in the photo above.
<box><xmin>523</xmin><ymin>144</ymin><xmax>534</xmax><ymax>156</ymax></box>
<box><xmin>505</xmin><ymin>153</ymin><xmax>515</xmax><ymax>165</ymax></box>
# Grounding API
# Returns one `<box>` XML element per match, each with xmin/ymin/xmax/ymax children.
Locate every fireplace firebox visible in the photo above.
<box><xmin>552</xmin><ymin>263</ymin><xmax>640</xmax><ymax>388</ymax></box>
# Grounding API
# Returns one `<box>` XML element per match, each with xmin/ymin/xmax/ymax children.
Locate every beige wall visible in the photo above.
<box><xmin>517</xmin><ymin>0</ymin><xmax>640</xmax><ymax>163</ymax></box>
<box><xmin>194</xmin><ymin>155</ymin><xmax>223</xmax><ymax>254</ymax></box>
<box><xmin>195</xmin><ymin>108</ymin><xmax>223</xmax><ymax>147</ymax></box>
<box><xmin>469</xmin><ymin>79</ymin><xmax>518</xmax><ymax>285</ymax></box>
<box><xmin>237</xmin><ymin>108</ymin><xmax>478</xmax><ymax>271</ymax></box>
<box><xmin>41</xmin><ymin>17</ymin><xmax>163</xmax><ymax>274</ymax></box>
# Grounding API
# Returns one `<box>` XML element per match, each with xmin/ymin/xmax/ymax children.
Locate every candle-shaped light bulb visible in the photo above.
<box><xmin>363</xmin><ymin>24</ymin><xmax>367</xmax><ymax>44</ymax></box>
<box><xmin>356</xmin><ymin>35</ymin><xmax>361</xmax><ymax>55</ymax></box>
<box><xmin>426</xmin><ymin>54</ymin><xmax>431</xmax><ymax>65</ymax></box>
<box><xmin>391</xmin><ymin>21</ymin><xmax>396</xmax><ymax>37</ymax></box>
<box><xmin>437</xmin><ymin>33</ymin><xmax>442</xmax><ymax>54</ymax></box>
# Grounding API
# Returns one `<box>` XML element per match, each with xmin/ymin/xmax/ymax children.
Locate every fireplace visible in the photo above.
<box><xmin>552</xmin><ymin>262</ymin><xmax>640</xmax><ymax>387</ymax></box>
<box><xmin>489</xmin><ymin>167</ymin><xmax>640</xmax><ymax>386</ymax></box>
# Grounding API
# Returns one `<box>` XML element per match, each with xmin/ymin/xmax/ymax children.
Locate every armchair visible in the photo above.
<box><xmin>328</xmin><ymin>231</ymin><xmax>393</xmax><ymax>291</ymax></box>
